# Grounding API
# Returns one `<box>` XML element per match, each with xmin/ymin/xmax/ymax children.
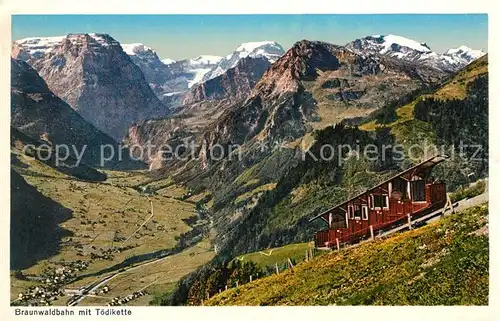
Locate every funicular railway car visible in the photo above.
<box><xmin>309</xmin><ymin>155</ymin><xmax>448</xmax><ymax>248</ymax></box>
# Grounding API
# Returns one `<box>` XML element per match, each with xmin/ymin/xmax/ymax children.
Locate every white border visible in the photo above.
<box><xmin>0</xmin><ymin>1</ymin><xmax>497</xmax><ymax>321</ymax></box>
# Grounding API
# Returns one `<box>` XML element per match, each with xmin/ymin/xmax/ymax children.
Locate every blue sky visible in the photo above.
<box><xmin>12</xmin><ymin>14</ymin><xmax>488</xmax><ymax>60</ymax></box>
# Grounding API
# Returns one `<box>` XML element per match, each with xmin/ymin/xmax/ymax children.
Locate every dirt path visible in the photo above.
<box><xmin>123</xmin><ymin>195</ymin><xmax>154</xmax><ymax>244</ymax></box>
<box><xmin>258</xmin><ymin>249</ymin><xmax>274</xmax><ymax>256</ymax></box>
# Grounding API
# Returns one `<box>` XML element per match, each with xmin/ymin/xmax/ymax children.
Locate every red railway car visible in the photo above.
<box><xmin>309</xmin><ymin>155</ymin><xmax>448</xmax><ymax>248</ymax></box>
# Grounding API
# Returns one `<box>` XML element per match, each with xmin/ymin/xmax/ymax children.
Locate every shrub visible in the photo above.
<box><xmin>450</xmin><ymin>180</ymin><xmax>486</xmax><ymax>203</ymax></box>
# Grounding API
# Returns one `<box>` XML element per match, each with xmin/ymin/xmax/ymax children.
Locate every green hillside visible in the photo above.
<box><xmin>234</xmin><ymin>242</ymin><xmax>316</xmax><ymax>268</ymax></box>
<box><xmin>206</xmin><ymin>203</ymin><xmax>488</xmax><ymax>305</ymax></box>
<box><xmin>360</xmin><ymin>55</ymin><xmax>488</xmax><ymax>132</ymax></box>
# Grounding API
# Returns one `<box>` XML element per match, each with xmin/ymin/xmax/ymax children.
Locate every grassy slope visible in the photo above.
<box><xmin>235</xmin><ymin>183</ymin><xmax>277</xmax><ymax>205</ymax></box>
<box><xmin>207</xmin><ymin>204</ymin><xmax>488</xmax><ymax>305</ymax></box>
<box><xmin>234</xmin><ymin>242</ymin><xmax>315</xmax><ymax>269</ymax></box>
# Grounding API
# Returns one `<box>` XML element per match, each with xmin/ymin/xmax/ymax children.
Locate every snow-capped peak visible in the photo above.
<box><xmin>202</xmin><ymin>41</ymin><xmax>285</xmax><ymax>82</ymax></box>
<box><xmin>161</xmin><ymin>58</ymin><xmax>176</xmax><ymax>65</ymax></box>
<box><xmin>189</xmin><ymin>55</ymin><xmax>223</xmax><ymax>65</ymax></box>
<box><xmin>438</xmin><ymin>45</ymin><xmax>486</xmax><ymax>70</ymax></box>
<box><xmin>347</xmin><ymin>34</ymin><xmax>433</xmax><ymax>57</ymax></box>
<box><xmin>346</xmin><ymin>34</ymin><xmax>485</xmax><ymax>72</ymax></box>
<box><xmin>14</xmin><ymin>36</ymin><xmax>65</xmax><ymax>58</ymax></box>
<box><xmin>444</xmin><ymin>45</ymin><xmax>485</xmax><ymax>59</ymax></box>
<box><xmin>121</xmin><ymin>43</ymin><xmax>155</xmax><ymax>56</ymax></box>
<box><xmin>348</xmin><ymin>34</ymin><xmax>436</xmax><ymax>65</ymax></box>
<box><xmin>376</xmin><ymin>34</ymin><xmax>432</xmax><ymax>54</ymax></box>
<box><xmin>227</xmin><ymin>41</ymin><xmax>284</xmax><ymax>61</ymax></box>
<box><xmin>235</xmin><ymin>41</ymin><xmax>279</xmax><ymax>53</ymax></box>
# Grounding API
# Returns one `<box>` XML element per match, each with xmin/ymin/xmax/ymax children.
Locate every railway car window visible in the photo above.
<box><xmin>362</xmin><ymin>206</ymin><xmax>368</xmax><ymax>220</ymax></box>
<box><xmin>392</xmin><ymin>177</ymin><xmax>408</xmax><ymax>199</ymax></box>
<box><xmin>353</xmin><ymin>205</ymin><xmax>362</xmax><ymax>219</ymax></box>
<box><xmin>411</xmin><ymin>180</ymin><xmax>426</xmax><ymax>201</ymax></box>
<box><xmin>373</xmin><ymin>194</ymin><xmax>388</xmax><ymax>208</ymax></box>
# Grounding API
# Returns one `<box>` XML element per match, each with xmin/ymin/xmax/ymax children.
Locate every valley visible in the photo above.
<box><xmin>11</xmin><ymin>147</ymin><xmax>215</xmax><ymax>306</ymax></box>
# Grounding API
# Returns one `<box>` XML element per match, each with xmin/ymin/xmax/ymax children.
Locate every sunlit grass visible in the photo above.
<box><xmin>207</xmin><ymin>204</ymin><xmax>488</xmax><ymax>306</ymax></box>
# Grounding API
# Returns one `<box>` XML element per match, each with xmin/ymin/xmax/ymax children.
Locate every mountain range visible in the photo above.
<box><xmin>12</xmin><ymin>33</ymin><xmax>485</xmax><ymax>163</ymax></box>
<box><xmin>201</xmin><ymin>41</ymin><xmax>285</xmax><ymax>81</ymax></box>
<box><xmin>346</xmin><ymin>34</ymin><xmax>485</xmax><ymax>72</ymax></box>
<box><xmin>14</xmin><ymin>34</ymin><xmax>484</xmax><ymax>104</ymax></box>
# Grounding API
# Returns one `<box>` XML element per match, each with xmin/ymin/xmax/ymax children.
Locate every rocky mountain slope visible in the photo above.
<box><xmin>123</xmin><ymin>56</ymin><xmax>273</xmax><ymax>169</ymax></box>
<box><xmin>183</xmin><ymin>56</ymin><xmax>271</xmax><ymax>104</ymax></box>
<box><xmin>346</xmin><ymin>34</ymin><xmax>486</xmax><ymax>72</ymax></box>
<box><xmin>11</xmin><ymin>58</ymin><xmax>141</xmax><ymax>168</ymax></box>
<box><xmin>13</xmin><ymin>33</ymin><xmax>168</xmax><ymax>140</ymax></box>
<box><xmin>195</xmin><ymin>39</ymin><xmax>447</xmax><ymax>167</ymax></box>
<box><xmin>124</xmin><ymin>39</ymin><xmax>448</xmax><ymax>173</ymax></box>
<box><xmin>121</xmin><ymin>43</ymin><xmax>175</xmax><ymax>97</ymax></box>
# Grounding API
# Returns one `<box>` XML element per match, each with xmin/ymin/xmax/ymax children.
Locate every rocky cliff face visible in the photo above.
<box><xmin>121</xmin><ymin>43</ymin><xmax>175</xmax><ymax>97</ymax></box>
<box><xmin>11</xmin><ymin>58</ymin><xmax>141</xmax><ymax>169</ymax></box>
<box><xmin>183</xmin><ymin>56</ymin><xmax>270</xmax><ymax>104</ymax></box>
<box><xmin>13</xmin><ymin>33</ymin><xmax>168</xmax><ymax>141</ymax></box>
